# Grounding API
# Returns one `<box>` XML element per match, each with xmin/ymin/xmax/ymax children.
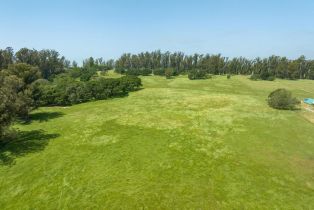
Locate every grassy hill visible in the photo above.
<box><xmin>0</xmin><ymin>75</ymin><xmax>313</xmax><ymax>209</ymax></box>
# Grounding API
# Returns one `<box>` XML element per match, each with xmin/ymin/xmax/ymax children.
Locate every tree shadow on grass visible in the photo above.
<box><xmin>0</xmin><ymin>130</ymin><xmax>60</xmax><ymax>166</ymax></box>
<box><xmin>106</xmin><ymin>88</ymin><xmax>144</xmax><ymax>99</ymax></box>
<box><xmin>21</xmin><ymin>112</ymin><xmax>65</xmax><ymax>124</ymax></box>
<box><xmin>133</xmin><ymin>87</ymin><xmax>144</xmax><ymax>92</ymax></box>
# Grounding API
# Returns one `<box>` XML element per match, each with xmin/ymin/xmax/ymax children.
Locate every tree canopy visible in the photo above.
<box><xmin>115</xmin><ymin>51</ymin><xmax>314</xmax><ymax>80</ymax></box>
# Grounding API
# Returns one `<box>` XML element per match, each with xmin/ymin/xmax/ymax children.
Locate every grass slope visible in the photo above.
<box><xmin>1</xmin><ymin>75</ymin><xmax>314</xmax><ymax>209</ymax></box>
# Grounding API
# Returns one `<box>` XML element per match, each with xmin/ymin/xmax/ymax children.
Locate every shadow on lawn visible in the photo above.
<box><xmin>20</xmin><ymin>111</ymin><xmax>65</xmax><ymax>125</ymax></box>
<box><xmin>0</xmin><ymin>130</ymin><xmax>60</xmax><ymax>166</ymax></box>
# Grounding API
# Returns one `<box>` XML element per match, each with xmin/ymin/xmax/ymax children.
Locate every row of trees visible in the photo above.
<box><xmin>82</xmin><ymin>57</ymin><xmax>114</xmax><ymax>70</ymax></box>
<box><xmin>0</xmin><ymin>47</ymin><xmax>68</xmax><ymax>79</ymax></box>
<box><xmin>4</xmin><ymin>48</ymin><xmax>314</xmax><ymax>80</ymax></box>
<box><xmin>115</xmin><ymin>51</ymin><xmax>314</xmax><ymax>80</ymax></box>
<box><xmin>35</xmin><ymin>75</ymin><xmax>141</xmax><ymax>106</ymax></box>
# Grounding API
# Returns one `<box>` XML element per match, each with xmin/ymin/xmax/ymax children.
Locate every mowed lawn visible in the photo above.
<box><xmin>1</xmin><ymin>75</ymin><xmax>314</xmax><ymax>209</ymax></box>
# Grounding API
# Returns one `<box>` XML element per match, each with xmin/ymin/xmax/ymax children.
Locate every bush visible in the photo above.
<box><xmin>188</xmin><ymin>69</ymin><xmax>207</xmax><ymax>80</ymax></box>
<box><xmin>250</xmin><ymin>72</ymin><xmax>276</xmax><ymax>81</ymax></box>
<box><xmin>260</xmin><ymin>72</ymin><xmax>271</xmax><ymax>80</ymax></box>
<box><xmin>35</xmin><ymin>75</ymin><xmax>142</xmax><ymax>106</ymax></box>
<box><xmin>153</xmin><ymin>68</ymin><xmax>165</xmax><ymax>76</ymax></box>
<box><xmin>80</xmin><ymin>67</ymin><xmax>97</xmax><ymax>81</ymax></box>
<box><xmin>68</xmin><ymin>67</ymin><xmax>82</xmax><ymax>78</ymax></box>
<box><xmin>125</xmin><ymin>68</ymin><xmax>152</xmax><ymax>76</ymax></box>
<box><xmin>125</xmin><ymin>68</ymin><xmax>139</xmax><ymax>76</ymax></box>
<box><xmin>165</xmin><ymin>68</ymin><xmax>174</xmax><ymax>79</ymax></box>
<box><xmin>119</xmin><ymin>75</ymin><xmax>142</xmax><ymax>92</ymax></box>
<box><xmin>267</xmin><ymin>75</ymin><xmax>276</xmax><ymax>81</ymax></box>
<box><xmin>115</xmin><ymin>67</ymin><xmax>126</xmax><ymax>74</ymax></box>
<box><xmin>250</xmin><ymin>74</ymin><xmax>260</xmax><ymax>80</ymax></box>
<box><xmin>308</xmin><ymin>70</ymin><xmax>314</xmax><ymax>80</ymax></box>
<box><xmin>227</xmin><ymin>74</ymin><xmax>231</xmax><ymax>79</ymax></box>
<box><xmin>268</xmin><ymin>88</ymin><xmax>300</xmax><ymax>110</ymax></box>
<box><xmin>140</xmin><ymin>68</ymin><xmax>152</xmax><ymax>76</ymax></box>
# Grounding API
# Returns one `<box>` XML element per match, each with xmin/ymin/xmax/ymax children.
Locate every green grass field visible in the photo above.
<box><xmin>1</xmin><ymin>75</ymin><xmax>314</xmax><ymax>209</ymax></box>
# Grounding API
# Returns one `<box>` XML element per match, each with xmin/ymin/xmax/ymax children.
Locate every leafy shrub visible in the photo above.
<box><xmin>125</xmin><ymin>68</ymin><xmax>152</xmax><ymax>76</ymax></box>
<box><xmin>165</xmin><ymin>68</ymin><xmax>174</xmax><ymax>79</ymax></box>
<box><xmin>250</xmin><ymin>74</ymin><xmax>260</xmax><ymax>80</ymax></box>
<box><xmin>308</xmin><ymin>70</ymin><xmax>314</xmax><ymax>80</ymax></box>
<box><xmin>115</xmin><ymin>67</ymin><xmax>126</xmax><ymax>74</ymax></box>
<box><xmin>119</xmin><ymin>75</ymin><xmax>142</xmax><ymax>92</ymax></box>
<box><xmin>153</xmin><ymin>68</ymin><xmax>165</xmax><ymax>76</ymax></box>
<box><xmin>188</xmin><ymin>69</ymin><xmax>207</xmax><ymax>80</ymax></box>
<box><xmin>140</xmin><ymin>68</ymin><xmax>152</xmax><ymax>76</ymax></box>
<box><xmin>125</xmin><ymin>68</ymin><xmax>139</xmax><ymax>76</ymax></box>
<box><xmin>250</xmin><ymin>72</ymin><xmax>276</xmax><ymax>81</ymax></box>
<box><xmin>268</xmin><ymin>88</ymin><xmax>300</xmax><ymax>110</ymax></box>
<box><xmin>267</xmin><ymin>75</ymin><xmax>276</xmax><ymax>81</ymax></box>
<box><xmin>227</xmin><ymin>74</ymin><xmax>231</xmax><ymax>79</ymax></box>
<box><xmin>260</xmin><ymin>72</ymin><xmax>271</xmax><ymax>80</ymax></box>
<box><xmin>80</xmin><ymin>67</ymin><xmax>97</xmax><ymax>81</ymax></box>
<box><xmin>35</xmin><ymin>75</ymin><xmax>142</xmax><ymax>106</ymax></box>
<box><xmin>68</xmin><ymin>67</ymin><xmax>82</xmax><ymax>78</ymax></box>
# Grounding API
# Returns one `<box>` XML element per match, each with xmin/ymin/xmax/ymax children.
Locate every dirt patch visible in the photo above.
<box><xmin>303</xmin><ymin>114</ymin><xmax>314</xmax><ymax>124</ymax></box>
<box><xmin>301</xmin><ymin>102</ymin><xmax>314</xmax><ymax>123</ymax></box>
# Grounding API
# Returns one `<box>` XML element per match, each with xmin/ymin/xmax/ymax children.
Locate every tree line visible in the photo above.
<box><xmin>35</xmin><ymin>74</ymin><xmax>141</xmax><ymax>106</ymax></box>
<box><xmin>3</xmin><ymin>47</ymin><xmax>314</xmax><ymax>81</ymax></box>
<box><xmin>115</xmin><ymin>51</ymin><xmax>314</xmax><ymax>80</ymax></box>
<box><xmin>1</xmin><ymin>47</ymin><xmax>68</xmax><ymax>79</ymax></box>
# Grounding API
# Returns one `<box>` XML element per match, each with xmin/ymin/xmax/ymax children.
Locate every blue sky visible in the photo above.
<box><xmin>1</xmin><ymin>0</ymin><xmax>314</xmax><ymax>62</ymax></box>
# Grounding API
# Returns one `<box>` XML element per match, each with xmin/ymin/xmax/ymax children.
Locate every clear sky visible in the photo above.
<box><xmin>1</xmin><ymin>0</ymin><xmax>314</xmax><ymax>62</ymax></box>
